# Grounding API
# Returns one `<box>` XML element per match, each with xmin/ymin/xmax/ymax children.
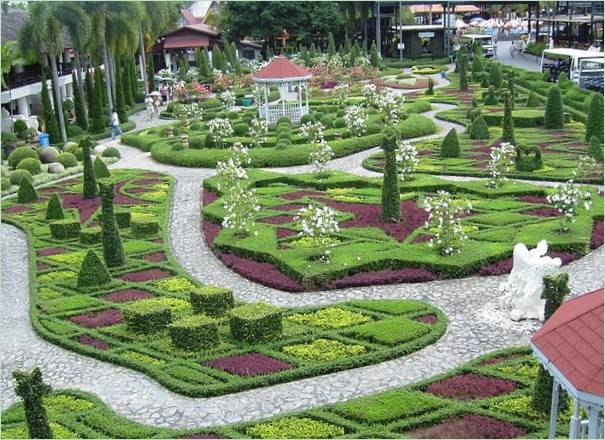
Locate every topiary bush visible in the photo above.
<box><xmin>80</xmin><ymin>226</ymin><xmax>102</xmax><ymax>245</ymax></box>
<box><xmin>233</xmin><ymin>123</ymin><xmax>249</xmax><ymax>136</ymax></box>
<box><xmin>489</xmin><ymin>63</ymin><xmax>502</xmax><ymax>88</ymax></box>
<box><xmin>93</xmin><ymin>156</ymin><xmax>110</xmax><ymax>178</ymax></box>
<box><xmin>46</xmin><ymin>193</ymin><xmax>65</xmax><ymax>220</ymax></box>
<box><xmin>13</xmin><ymin>119</ymin><xmax>28</xmax><ymax>138</ymax></box>
<box><xmin>515</xmin><ymin>145</ymin><xmax>543</xmax><ymax>171</ymax></box>
<box><xmin>228</xmin><ymin>302</ymin><xmax>282</xmax><ymax>342</ymax></box>
<box><xmin>440</xmin><ymin>128</ymin><xmax>460</xmax><ymax>158</ymax></box>
<box><xmin>102</xmin><ymin>147</ymin><xmax>121</xmax><ymax>159</ymax></box>
<box><xmin>300</xmin><ymin>114</ymin><xmax>315</xmax><ymax>124</ymax></box>
<box><xmin>585</xmin><ymin>93</ymin><xmax>604</xmax><ymax>143</ymax></box>
<box><xmin>131</xmin><ymin>213</ymin><xmax>160</xmax><ymax>237</ymax></box>
<box><xmin>12</xmin><ymin>368</ymin><xmax>53</xmax><ymax>440</ymax></box>
<box><xmin>124</xmin><ymin>299</ymin><xmax>172</xmax><ymax>333</ymax></box>
<box><xmin>168</xmin><ymin>314</ymin><xmax>219</xmax><ymax>349</ymax></box>
<box><xmin>17</xmin><ymin>177</ymin><xmax>38</xmax><ymax>203</ymax></box>
<box><xmin>469</xmin><ymin>115</ymin><xmax>490</xmax><ymax>140</ymax></box>
<box><xmin>9</xmin><ymin>169</ymin><xmax>32</xmax><ymax>185</ymax></box>
<box><xmin>8</xmin><ymin>146</ymin><xmax>38</xmax><ymax>169</ymax></box>
<box><xmin>49</xmin><ymin>219</ymin><xmax>81</xmax><ymax>239</ymax></box>
<box><xmin>99</xmin><ymin>182</ymin><xmax>125</xmax><ymax>267</ymax></box>
<box><xmin>544</xmin><ymin>85</ymin><xmax>564</xmax><ymax>129</ymax></box>
<box><xmin>380</xmin><ymin>128</ymin><xmax>400</xmax><ymax>223</ymax></box>
<box><xmin>81</xmin><ymin>137</ymin><xmax>97</xmax><ymax>199</ymax></box>
<box><xmin>320</xmin><ymin>115</ymin><xmax>334</xmax><ymax>128</ymax></box>
<box><xmin>73</xmin><ymin>148</ymin><xmax>84</xmax><ymax>161</ymax></box>
<box><xmin>333</xmin><ymin>117</ymin><xmax>347</xmax><ymax>128</ymax></box>
<box><xmin>501</xmin><ymin>92</ymin><xmax>515</xmax><ymax>144</ymax></box>
<box><xmin>190</xmin><ymin>286</ymin><xmax>234</xmax><ymax>316</ymax></box>
<box><xmin>56</xmin><ymin>152</ymin><xmax>78</xmax><ymax>168</ymax></box>
<box><xmin>16</xmin><ymin>157</ymin><xmax>42</xmax><ymax>175</ymax></box>
<box><xmin>483</xmin><ymin>86</ymin><xmax>498</xmax><ymax>105</ymax></box>
<box><xmin>588</xmin><ymin>135</ymin><xmax>604</xmax><ymax>162</ymax></box>
<box><xmin>77</xmin><ymin>249</ymin><xmax>111</xmax><ymax>288</ymax></box>
<box><xmin>526</xmin><ymin>91</ymin><xmax>541</xmax><ymax>107</ymax></box>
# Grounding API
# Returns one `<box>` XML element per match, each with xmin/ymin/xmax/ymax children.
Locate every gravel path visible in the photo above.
<box><xmin>1</xmin><ymin>100</ymin><xmax>603</xmax><ymax>428</ymax></box>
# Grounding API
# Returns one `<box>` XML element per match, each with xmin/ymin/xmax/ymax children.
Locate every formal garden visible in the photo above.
<box><xmin>1</xmin><ymin>17</ymin><xmax>603</xmax><ymax>439</ymax></box>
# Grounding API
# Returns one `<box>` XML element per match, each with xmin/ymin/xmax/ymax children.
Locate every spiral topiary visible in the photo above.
<box><xmin>380</xmin><ymin>128</ymin><xmax>401</xmax><ymax>223</ymax></box>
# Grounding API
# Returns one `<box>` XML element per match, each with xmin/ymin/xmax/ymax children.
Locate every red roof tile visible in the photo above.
<box><xmin>253</xmin><ymin>56</ymin><xmax>311</xmax><ymax>80</ymax></box>
<box><xmin>532</xmin><ymin>289</ymin><xmax>604</xmax><ymax>397</ymax></box>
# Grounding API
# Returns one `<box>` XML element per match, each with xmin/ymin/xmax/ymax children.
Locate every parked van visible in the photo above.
<box><xmin>459</xmin><ymin>33</ymin><xmax>496</xmax><ymax>58</ymax></box>
<box><xmin>540</xmin><ymin>48</ymin><xmax>604</xmax><ymax>91</ymax></box>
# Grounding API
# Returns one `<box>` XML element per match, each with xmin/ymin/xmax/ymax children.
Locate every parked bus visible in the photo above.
<box><xmin>540</xmin><ymin>48</ymin><xmax>604</xmax><ymax>91</ymax></box>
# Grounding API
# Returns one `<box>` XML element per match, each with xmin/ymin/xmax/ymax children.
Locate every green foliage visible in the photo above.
<box><xmin>13</xmin><ymin>119</ymin><xmax>28</xmax><ymax>138</ymax></box>
<box><xmin>349</xmin><ymin>299</ymin><xmax>430</xmax><ymax>315</ymax></box>
<box><xmin>17</xmin><ymin>177</ymin><xmax>38</xmax><ymax>203</ymax></box>
<box><xmin>425</xmin><ymin>78</ymin><xmax>434</xmax><ymax>95</ymax></box>
<box><xmin>544</xmin><ymin>85</ymin><xmax>564</xmax><ymax>129</ymax></box>
<box><xmin>515</xmin><ymin>145</ymin><xmax>543</xmax><ymax>172</ymax></box>
<box><xmin>228</xmin><ymin>302</ymin><xmax>282</xmax><ymax>342</ymax></box>
<box><xmin>146</xmin><ymin>55</ymin><xmax>156</xmax><ymax>91</ymax></box>
<box><xmin>9</xmin><ymin>169</ymin><xmax>32</xmax><ymax>185</ymax></box>
<box><xmin>471</xmin><ymin>53</ymin><xmax>484</xmax><ymax>74</ymax></box>
<box><xmin>131</xmin><ymin>213</ymin><xmax>160</xmax><ymax>237</ymax></box>
<box><xmin>483</xmin><ymin>86</ymin><xmax>498</xmax><ymax>105</ymax></box>
<box><xmin>283</xmin><ymin>338</ymin><xmax>365</xmax><ymax>362</ymax></box>
<box><xmin>469</xmin><ymin>115</ymin><xmax>490</xmax><ymax>140</ymax></box>
<box><xmin>115</xmin><ymin>58</ymin><xmax>127</xmax><ymax>124</ymax></box>
<box><xmin>380</xmin><ymin>128</ymin><xmax>400</xmax><ymax>223</ymax></box>
<box><xmin>93</xmin><ymin>156</ymin><xmax>110</xmax><ymax>178</ymax></box>
<box><xmin>489</xmin><ymin>62</ymin><xmax>502</xmax><ymax>88</ymax></box>
<box><xmin>124</xmin><ymin>299</ymin><xmax>173</xmax><ymax>333</ymax></box>
<box><xmin>56</xmin><ymin>152</ymin><xmax>78</xmax><ymax>168</ymax></box>
<box><xmin>81</xmin><ymin>137</ymin><xmax>96</xmax><ymax>199</ymax></box>
<box><xmin>40</xmin><ymin>71</ymin><xmax>61</xmax><ymax>143</ymax></box>
<box><xmin>190</xmin><ymin>286</ymin><xmax>234</xmax><ymax>317</ymax></box>
<box><xmin>12</xmin><ymin>368</ymin><xmax>53</xmax><ymax>439</ymax></box>
<box><xmin>440</xmin><ymin>128</ymin><xmax>460</xmax><ymax>158</ymax></box>
<box><xmin>99</xmin><ymin>182</ymin><xmax>125</xmax><ymax>267</ymax></box>
<box><xmin>77</xmin><ymin>250</ymin><xmax>111</xmax><ymax>288</ymax></box>
<box><xmin>287</xmin><ymin>307</ymin><xmax>369</xmax><ymax>329</ymax></box>
<box><xmin>168</xmin><ymin>314</ymin><xmax>219</xmax><ymax>349</ymax></box>
<box><xmin>102</xmin><ymin>147</ymin><xmax>121</xmax><ymax>158</ymax></box>
<box><xmin>79</xmin><ymin>227</ymin><xmax>102</xmax><ymax>245</ymax></box>
<box><xmin>369</xmin><ymin>40</ymin><xmax>380</xmax><ymax>67</ymax></box>
<box><xmin>327</xmin><ymin>32</ymin><xmax>336</xmax><ymax>58</ymax></box>
<box><xmin>350</xmin><ymin>317</ymin><xmax>429</xmax><ymax>345</ymax></box>
<box><xmin>49</xmin><ymin>219</ymin><xmax>81</xmax><ymax>240</ymax></box>
<box><xmin>585</xmin><ymin>93</ymin><xmax>604</xmax><ymax>143</ymax></box>
<box><xmin>526</xmin><ymin>91</ymin><xmax>541</xmax><ymax>107</ymax></box>
<box><xmin>1</xmin><ymin>177</ymin><xmax>10</xmax><ymax>191</ymax></box>
<box><xmin>91</xmin><ymin>65</ymin><xmax>106</xmax><ymax>133</ymax></box>
<box><xmin>247</xmin><ymin>417</ymin><xmax>345</xmax><ymax>439</ymax></box>
<box><xmin>501</xmin><ymin>92</ymin><xmax>515</xmax><ymax>144</ymax></box>
<box><xmin>46</xmin><ymin>193</ymin><xmax>65</xmax><ymax>220</ymax></box>
<box><xmin>8</xmin><ymin>146</ymin><xmax>38</xmax><ymax>169</ymax></box>
<box><xmin>458</xmin><ymin>48</ymin><xmax>468</xmax><ymax>91</ymax></box>
<box><xmin>588</xmin><ymin>135</ymin><xmax>604</xmax><ymax>162</ymax></box>
<box><xmin>72</xmin><ymin>72</ymin><xmax>88</xmax><ymax>131</ymax></box>
<box><xmin>16</xmin><ymin>157</ymin><xmax>42</xmax><ymax>175</ymax></box>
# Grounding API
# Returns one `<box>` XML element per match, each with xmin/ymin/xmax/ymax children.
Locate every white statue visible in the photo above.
<box><xmin>499</xmin><ymin>240</ymin><xmax>561</xmax><ymax>321</ymax></box>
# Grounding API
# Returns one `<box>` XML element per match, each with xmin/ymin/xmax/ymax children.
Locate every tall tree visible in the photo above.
<box><xmin>146</xmin><ymin>55</ymin><xmax>156</xmax><ymax>91</ymax></box>
<box><xmin>114</xmin><ymin>58</ymin><xmax>127</xmax><ymax>123</ymax></box>
<box><xmin>84</xmin><ymin>67</ymin><xmax>94</xmax><ymax>117</ymax></box>
<box><xmin>91</xmin><ymin>63</ymin><xmax>106</xmax><ymax>133</ymax></box>
<box><xmin>72</xmin><ymin>71</ymin><xmax>88</xmax><ymax>130</ymax></box>
<box><xmin>358</xmin><ymin>2</ymin><xmax>373</xmax><ymax>49</ymax></box>
<box><xmin>13</xmin><ymin>368</ymin><xmax>53</xmax><ymax>439</ymax></box>
<box><xmin>39</xmin><ymin>71</ymin><xmax>61</xmax><ymax>143</ymax></box>
<box><xmin>1</xmin><ymin>42</ymin><xmax>27</xmax><ymax>90</ymax></box>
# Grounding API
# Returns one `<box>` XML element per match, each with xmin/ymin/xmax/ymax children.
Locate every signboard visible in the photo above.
<box><xmin>419</xmin><ymin>32</ymin><xmax>435</xmax><ymax>38</ymax></box>
<box><xmin>397</xmin><ymin>43</ymin><xmax>405</xmax><ymax>50</ymax></box>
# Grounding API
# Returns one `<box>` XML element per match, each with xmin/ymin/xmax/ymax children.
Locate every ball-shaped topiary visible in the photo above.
<box><xmin>300</xmin><ymin>114</ymin><xmax>315</xmax><ymax>124</ymax></box>
<box><xmin>56</xmin><ymin>152</ymin><xmax>78</xmax><ymax>168</ymax></box>
<box><xmin>16</xmin><ymin>158</ymin><xmax>42</xmax><ymax>175</ymax></box>
<box><xmin>102</xmin><ymin>147</ymin><xmax>121</xmax><ymax>159</ymax></box>
<box><xmin>585</xmin><ymin>93</ymin><xmax>604</xmax><ymax>143</ymax></box>
<box><xmin>440</xmin><ymin>128</ymin><xmax>461</xmax><ymax>158</ymax></box>
<box><xmin>333</xmin><ymin>117</ymin><xmax>347</xmax><ymax>128</ymax></box>
<box><xmin>320</xmin><ymin>115</ymin><xmax>334</xmax><ymax>128</ymax></box>
<box><xmin>544</xmin><ymin>85</ymin><xmax>564</xmax><ymax>129</ymax></box>
<box><xmin>233</xmin><ymin>123</ymin><xmax>249</xmax><ymax>136</ymax></box>
<box><xmin>9</xmin><ymin>169</ymin><xmax>33</xmax><ymax>185</ymax></box>
<box><xmin>13</xmin><ymin>119</ymin><xmax>28</xmax><ymax>138</ymax></box>
<box><xmin>8</xmin><ymin>146</ymin><xmax>38</xmax><ymax>169</ymax></box>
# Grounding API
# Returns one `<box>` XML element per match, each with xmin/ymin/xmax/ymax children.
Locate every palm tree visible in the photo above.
<box><xmin>358</xmin><ymin>2</ymin><xmax>373</xmax><ymax>49</ymax></box>
<box><xmin>1</xmin><ymin>42</ymin><xmax>27</xmax><ymax>89</ymax></box>
<box><xmin>19</xmin><ymin>2</ymin><xmax>68</xmax><ymax>142</ymax></box>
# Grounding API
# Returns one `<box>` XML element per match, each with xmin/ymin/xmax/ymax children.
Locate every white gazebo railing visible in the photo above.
<box><xmin>259</xmin><ymin>100</ymin><xmax>310</xmax><ymax>124</ymax></box>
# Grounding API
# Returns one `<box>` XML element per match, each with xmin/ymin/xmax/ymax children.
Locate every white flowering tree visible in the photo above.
<box><xmin>207</xmin><ymin>118</ymin><xmax>234</xmax><ymax>148</ymax></box>
<box><xmin>300</xmin><ymin>121</ymin><xmax>325</xmax><ymax>143</ymax></box>
<box><xmin>220</xmin><ymin>90</ymin><xmax>237</xmax><ymax>110</ymax></box>
<box><xmin>395</xmin><ymin>139</ymin><xmax>419</xmax><ymax>181</ymax></box>
<box><xmin>252</xmin><ymin>85</ymin><xmax>264</xmax><ymax>109</ymax></box>
<box><xmin>294</xmin><ymin>204</ymin><xmax>340</xmax><ymax>262</ymax></box>
<box><xmin>249</xmin><ymin>118</ymin><xmax>268</xmax><ymax>148</ymax></box>
<box><xmin>376</xmin><ymin>89</ymin><xmax>405</xmax><ymax>124</ymax></box>
<box><xmin>486</xmin><ymin>142</ymin><xmax>516</xmax><ymax>188</ymax></box>
<box><xmin>423</xmin><ymin>191</ymin><xmax>472</xmax><ymax>255</ymax></box>
<box><xmin>334</xmin><ymin>83</ymin><xmax>350</xmax><ymax>104</ymax></box>
<box><xmin>547</xmin><ymin>180</ymin><xmax>592</xmax><ymax>232</ymax></box>
<box><xmin>362</xmin><ymin>83</ymin><xmax>377</xmax><ymax>107</ymax></box>
<box><xmin>574</xmin><ymin>155</ymin><xmax>598</xmax><ymax>180</ymax></box>
<box><xmin>344</xmin><ymin>105</ymin><xmax>368</xmax><ymax>137</ymax></box>
<box><xmin>185</xmin><ymin>68</ymin><xmax>199</xmax><ymax>83</ymax></box>
<box><xmin>309</xmin><ymin>139</ymin><xmax>334</xmax><ymax>175</ymax></box>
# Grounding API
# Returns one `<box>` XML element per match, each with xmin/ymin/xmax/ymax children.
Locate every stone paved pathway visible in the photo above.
<box><xmin>2</xmin><ymin>97</ymin><xmax>603</xmax><ymax>428</ymax></box>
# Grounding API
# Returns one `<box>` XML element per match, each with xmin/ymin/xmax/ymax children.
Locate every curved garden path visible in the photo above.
<box><xmin>2</xmin><ymin>95</ymin><xmax>603</xmax><ymax>428</ymax></box>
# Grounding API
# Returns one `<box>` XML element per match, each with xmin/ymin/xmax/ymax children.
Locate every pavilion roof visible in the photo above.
<box><xmin>253</xmin><ymin>56</ymin><xmax>311</xmax><ymax>81</ymax></box>
<box><xmin>410</xmin><ymin>4</ymin><xmax>480</xmax><ymax>14</ymax></box>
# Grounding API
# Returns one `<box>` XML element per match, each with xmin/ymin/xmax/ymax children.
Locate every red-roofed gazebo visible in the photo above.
<box><xmin>253</xmin><ymin>56</ymin><xmax>312</xmax><ymax>124</ymax></box>
<box><xmin>531</xmin><ymin>288</ymin><xmax>604</xmax><ymax>439</ymax></box>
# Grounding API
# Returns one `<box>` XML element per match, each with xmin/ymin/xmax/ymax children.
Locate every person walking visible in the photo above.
<box><xmin>144</xmin><ymin>95</ymin><xmax>154</xmax><ymax>120</ymax></box>
<box><xmin>110</xmin><ymin>109</ymin><xmax>123</xmax><ymax>140</ymax></box>
<box><xmin>152</xmin><ymin>97</ymin><xmax>160</xmax><ymax>119</ymax></box>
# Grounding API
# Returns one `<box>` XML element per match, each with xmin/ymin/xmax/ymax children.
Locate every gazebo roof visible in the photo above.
<box><xmin>253</xmin><ymin>56</ymin><xmax>311</xmax><ymax>82</ymax></box>
<box><xmin>531</xmin><ymin>289</ymin><xmax>604</xmax><ymax>400</ymax></box>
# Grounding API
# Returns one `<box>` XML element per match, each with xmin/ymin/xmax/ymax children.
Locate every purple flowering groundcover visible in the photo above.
<box><xmin>409</xmin><ymin>413</ymin><xmax>527</xmax><ymax>438</ymax></box>
<box><xmin>426</xmin><ymin>373</ymin><xmax>516</xmax><ymax>400</ymax></box>
<box><xmin>69</xmin><ymin>309</ymin><xmax>124</xmax><ymax>328</ymax></box>
<box><xmin>205</xmin><ymin>352</ymin><xmax>292</xmax><ymax>376</ymax></box>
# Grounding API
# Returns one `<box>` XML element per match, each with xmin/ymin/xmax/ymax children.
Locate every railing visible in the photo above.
<box><xmin>259</xmin><ymin>101</ymin><xmax>309</xmax><ymax>124</ymax></box>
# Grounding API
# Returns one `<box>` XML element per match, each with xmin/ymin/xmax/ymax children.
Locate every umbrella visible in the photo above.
<box><xmin>149</xmin><ymin>91</ymin><xmax>162</xmax><ymax>97</ymax></box>
<box><xmin>455</xmin><ymin>19</ymin><xmax>469</xmax><ymax>29</ymax></box>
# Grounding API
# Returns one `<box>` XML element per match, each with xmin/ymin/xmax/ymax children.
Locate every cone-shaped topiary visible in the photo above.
<box><xmin>489</xmin><ymin>62</ymin><xmax>502</xmax><ymax>88</ymax></box>
<box><xmin>17</xmin><ymin>177</ymin><xmax>38</xmax><ymax>203</ymax></box>
<box><xmin>532</xmin><ymin>273</ymin><xmax>570</xmax><ymax>414</ymax></box>
<box><xmin>100</xmin><ymin>182</ymin><xmax>125</xmax><ymax>267</ymax></box>
<box><xmin>441</xmin><ymin>128</ymin><xmax>460</xmax><ymax>158</ymax></box>
<box><xmin>459</xmin><ymin>54</ymin><xmax>469</xmax><ymax>91</ymax></box>
<box><xmin>526</xmin><ymin>91</ymin><xmax>540</xmax><ymax>107</ymax></box>
<box><xmin>46</xmin><ymin>193</ymin><xmax>65</xmax><ymax>220</ymax></box>
<box><xmin>469</xmin><ymin>115</ymin><xmax>490</xmax><ymax>140</ymax></box>
<box><xmin>425</xmin><ymin>78</ymin><xmax>434</xmax><ymax>95</ymax></box>
<box><xmin>12</xmin><ymin>368</ymin><xmax>52</xmax><ymax>440</ymax></box>
<box><xmin>544</xmin><ymin>85</ymin><xmax>564</xmax><ymax>129</ymax></box>
<box><xmin>327</xmin><ymin>32</ymin><xmax>336</xmax><ymax>58</ymax></box>
<box><xmin>93</xmin><ymin>156</ymin><xmax>111</xmax><ymax>178</ymax></box>
<box><xmin>370</xmin><ymin>40</ymin><xmax>380</xmax><ymax>67</ymax></box>
<box><xmin>483</xmin><ymin>86</ymin><xmax>498</xmax><ymax>105</ymax></box>
<box><xmin>380</xmin><ymin>128</ymin><xmax>400</xmax><ymax>223</ymax></box>
<box><xmin>588</xmin><ymin>135</ymin><xmax>604</xmax><ymax>162</ymax></box>
<box><xmin>501</xmin><ymin>91</ymin><xmax>515</xmax><ymax>144</ymax></box>
<box><xmin>81</xmin><ymin>137</ymin><xmax>97</xmax><ymax>199</ymax></box>
<box><xmin>585</xmin><ymin>93</ymin><xmax>604</xmax><ymax>143</ymax></box>
<box><xmin>77</xmin><ymin>249</ymin><xmax>111</xmax><ymax>288</ymax></box>
<box><xmin>480</xmin><ymin>72</ymin><xmax>489</xmax><ymax>88</ymax></box>
<box><xmin>507</xmin><ymin>71</ymin><xmax>515</xmax><ymax>111</ymax></box>
<box><xmin>471</xmin><ymin>52</ymin><xmax>484</xmax><ymax>75</ymax></box>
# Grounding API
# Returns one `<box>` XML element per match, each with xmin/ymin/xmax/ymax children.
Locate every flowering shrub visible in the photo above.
<box><xmin>294</xmin><ymin>204</ymin><xmax>340</xmax><ymax>248</ymax></box>
<box><xmin>411</xmin><ymin>413</ymin><xmax>526</xmax><ymax>438</ymax></box>
<box><xmin>174</xmin><ymin>103</ymin><xmax>203</xmax><ymax>134</ymax></box>
<box><xmin>184</xmin><ymin>67</ymin><xmax>198</xmax><ymax>83</ymax></box>
<box><xmin>308</xmin><ymin>139</ymin><xmax>334</xmax><ymax>175</ymax></box>
<box><xmin>487</xmin><ymin>142</ymin><xmax>516</xmax><ymax>188</ymax></box>
<box><xmin>249</xmin><ymin>118</ymin><xmax>268</xmax><ymax>148</ymax></box>
<box><xmin>574</xmin><ymin>155</ymin><xmax>598</xmax><ymax>180</ymax></box>
<box><xmin>547</xmin><ymin>180</ymin><xmax>592</xmax><ymax>231</ymax></box>
<box><xmin>334</xmin><ymin>82</ymin><xmax>350</xmax><ymax>104</ymax></box>
<box><xmin>238</xmin><ymin>73</ymin><xmax>254</xmax><ymax>89</ymax></box>
<box><xmin>344</xmin><ymin>105</ymin><xmax>368</xmax><ymax>137</ymax></box>
<box><xmin>247</xmin><ymin>417</ymin><xmax>345</xmax><ymax>439</ymax></box>
<box><xmin>300</xmin><ymin>121</ymin><xmax>325</xmax><ymax>143</ymax></box>
<box><xmin>157</xmin><ymin>68</ymin><xmax>173</xmax><ymax>79</ymax></box>
<box><xmin>376</xmin><ymin>89</ymin><xmax>405</xmax><ymax>124</ymax></box>
<box><xmin>252</xmin><ymin>85</ymin><xmax>264</xmax><ymax>108</ymax></box>
<box><xmin>362</xmin><ymin>83</ymin><xmax>377</xmax><ymax>107</ymax></box>
<box><xmin>206</xmin><ymin>352</ymin><xmax>292</xmax><ymax>376</ymax></box>
<box><xmin>395</xmin><ymin>139</ymin><xmax>419</xmax><ymax>181</ymax></box>
<box><xmin>423</xmin><ymin>191</ymin><xmax>472</xmax><ymax>255</ymax></box>
<box><xmin>219</xmin><ymin>90</ymin><xmax>236</xmax><ymax>110</ymax></box>
<box><xmin>207</xmin><ymin>118</ymin><xmax>234</xmax><ymax>148</ymax></box>
<box><xmin>426</xmin><ymin>373</ymin><xmax>517</xmax><ymax>400</ymax></box>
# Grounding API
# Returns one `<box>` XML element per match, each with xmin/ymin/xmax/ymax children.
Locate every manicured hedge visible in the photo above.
<box><xmin>50</xmin><ymin>219</ymin><xmax>81</xmax><ymax>239</ymax></box>
<box><xmin>228</xmin><ymin>302</ymin><xmax>283</xmax><ymax>343</ymax></box>
<box><xmin>168</xmin><ymin>314</ymin><xmax>219</xmax><ymax>349</ymax></box>
<box><xmin>124</xmin><ymin>299</ymin><xmax>172</xmax><ymax>333</ymax></box>
<box><xmin>482</xmin><ymin>109</ymin><xmax>544</xmax><ymax>127</ymax></box>
<box><xmin>190</xmin><ymin>286</ymin><xmax>234</xmax><ymax>316</ymax></box>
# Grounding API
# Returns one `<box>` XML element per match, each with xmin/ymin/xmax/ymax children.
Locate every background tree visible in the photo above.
<box><xmin>544</xmin><ymin>85</ymin><xmax>564</xmax><ymax>129</ymax></box>
<box><xmin>585</xmin><ymin>93</ymin><xmax>604</xmax><ymax>143</ymax></box>
<box><xmin>146</xmin><ymin>56</ymin><xmax>156</xmax><ymax>91</ymax></box>
<box><xmin>114</xmin><ymin>58</ymin><xmax>127</xmax><ymax>124</ymax></box>
<box><xmin>400</xmin><ymin>6</ymin><xmax>416</xmax><ymax>25</ymax></box>
<box><xmin>91</xmin><ymin>64</ymin><xmax>107</xmax><ymax>133</ymax></box>
<box><xmin>72</xmin><ymin>71</ymin><xmax>88</xmax><ymax>130</ymax></box>
<box><xmin>39</xmin><ymin>71</ymin><xmax>61</xmax><ymax>143</ymax></box>
<box><xmin>81</xmin><ymin>137</ymin><xmax>97</xmax><ymax>199</ymax></box>
<box><xmin>1</xmin><ymin>42</ymin><xmax>27</xmax><ymax>90</ymax></box>
<box><xmin>370</xmin><ymin>40</ymin><xmax>380</xmax><ymax>67</ymax></box>
<box><xmin>458</xmin><ymin>46</ymin><xmax>469</xmax><ymax>91</ymax></box>
<box><xmin>381</xmin><ymin>128</ymin><xmax>401</xmax><ymax>223</ymax></box>
<box><xmin>327</xmin><ymin>32</ymin><xmax>336</xmax><ymax>58</ymax></box>
<box><xmin>13</xmin><ymin>368</ymin><xmax>53</xmax><ymax>439</ymax></box>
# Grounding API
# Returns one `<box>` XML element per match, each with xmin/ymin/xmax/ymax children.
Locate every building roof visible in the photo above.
<box><xmin>410</xmin><ymin>4</ymin><xmax>480</xmax><ymax>14</ymax></box>
<box><xmin>531</xmin><ymin>289</ymin><xmax>604</xmax><ymax>399</ymax></box>
<box><xmin>181</xmin><ymin>8</ymin><xmax>202</xmax><ymax>25</ymax></box>
<box><xmin>253</xmin><ymin>56</ymin><xmax>311</xmax><ymax>81</ymax></box>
